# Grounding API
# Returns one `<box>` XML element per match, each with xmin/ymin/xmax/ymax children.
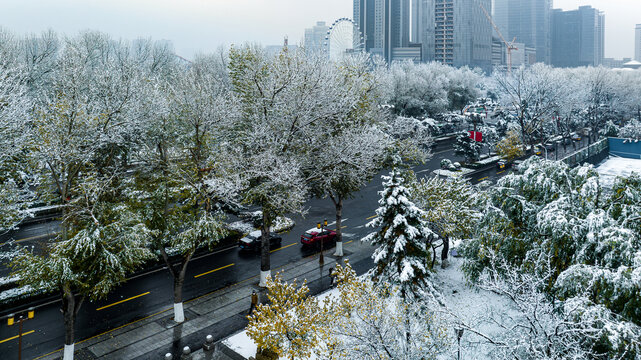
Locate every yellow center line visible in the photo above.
<box><xmin>13</xmin><ymin>233</ymin><xmax>57</xmax><ymax>244</ymax></box>
<box><xmin>366</xmin><ymin>215</ymin><xmax>378</xmax><ymax>220</ymax></box>
<box><xmin>270</xmin><ymin>243</ymin><xmax>296</xmax><ymax>253</ymax></box>
<box><xmin>497</xmin><ymin>170</ymin><xmax>506</xmax><ymax>175</ymax></box>
<box><xmin>341</xmin><ymin>225</ymin><xmax>347</xmax><ymax>229</ymax></box>
<box><xmin>0</xmin><ymin>330</ymin><xmax>35</xmax><ymax>344</ymax></box>
<box><xmin>478</xmin><ymin>176</ymin><xmax>489</xmax><ymax>182</ymax></box>
<box><xmin>96</xmin><ymin>292</ymin><xmax>150</xmax><ymax>311</ymax></box>
<box><xmin>194</xmin><ymin>263</ymin><xmax>235</xmax><ymax>279</ymax></box>
<box><xmin>345</xmin><ymin>240</ymin><xmax>354</xmax><ymax>245</ymax></box>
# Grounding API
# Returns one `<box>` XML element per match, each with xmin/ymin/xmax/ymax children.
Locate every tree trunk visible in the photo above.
<box><xmin>441</xmin><ymin>236</ymin><xmax>449</xmax><ymax>269</ymax></box>
<box><xmin>62</xmin><ymin>283</ymin><xmax>79</xmax><ymax>360</ymax></box>
<box><xmin>259</xmin><ymin>210</ymin><xmax>271</xmax><ymax>287</ymax></box>
<box><xmin>173</xmin><ymin>253</ymin><xmax>192</xmax><ymax>323</ymax></box>
<box><xmin>332</xmin><ymin>196</ymin><xmax>344</xmax><ymax>257</ymax></box>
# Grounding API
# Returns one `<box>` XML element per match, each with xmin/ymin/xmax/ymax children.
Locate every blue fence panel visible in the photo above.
<box><xmin>608</xmin><ymin>138</ymin><xmax>641</xmax><ymax>159</ymax></box>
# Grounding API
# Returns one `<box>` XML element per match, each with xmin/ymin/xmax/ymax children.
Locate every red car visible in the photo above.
<box><xmin>300</xmin><ymin>228</ymin><xmax>337</xmax><ymax>246</ymax></box>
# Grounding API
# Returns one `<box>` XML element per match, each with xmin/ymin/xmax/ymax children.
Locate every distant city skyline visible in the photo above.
<box><xmin>0</xmin><ymin>0</ymin><xmax>638</xmax><ymax>59</ymax></box>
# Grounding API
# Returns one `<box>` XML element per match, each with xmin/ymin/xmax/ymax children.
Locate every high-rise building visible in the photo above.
<box><xmin>493</xmin><ymin>0</ymin><xmax>551</xmax><ymax>64</ymax></box>
<box><xmin>354</xmin><ymin>0</ymin><xmax>411</xmax><ymax>63</ymax></box>
<box><xmin>415</xmin><ymin>0</ymin><xmax>492</xmax><ymax>72</ymax></box>
<box><xmin>304</xmin><ymin>21</ymin><xmax>329</xmax><ymax>54</ymax></box>
<box><xmin>634</xmin><ymin>24</ymin><xmax>641</xmax><ymax>61</ymax></box>
<box><xmin>551</xmin><ymin>6</ymin><xmax>604</xmax><ymax>68</ymax></box>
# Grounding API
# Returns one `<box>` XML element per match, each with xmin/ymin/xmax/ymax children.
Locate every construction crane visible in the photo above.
<box><xmin>479</xmin><ymin>3</ymin><xmax>518</xmax><ymax>73</ymax></box>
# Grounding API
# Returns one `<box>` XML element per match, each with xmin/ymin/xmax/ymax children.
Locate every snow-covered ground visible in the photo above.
<box><xmin>595</xmin><ymin>157</ymin><xmax>641</xmax><ymax>188</ymax></box>
<box><xmin>435</xmin><ymin>257</ymin><xmax>514</xmax><ymax>359</ymax></box>
<box><xmin>223</xmin><ymin>256</ymin><xmax>512</xmax><ymax>360</ymax></box>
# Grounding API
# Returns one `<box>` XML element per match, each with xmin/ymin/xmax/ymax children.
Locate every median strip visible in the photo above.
<box><xmin>0</xmin><ymin>330</ymin><xmax>35</xmax><ymax>344</ymax></box>
<box><xmin>194</xmin><ymin>263</ymin><xmax>235</xmax><ymax>279</ymax></box>
<box><xmin>96</xmin><ymin>292</ymin><xmax>150</xmax><ymax>311</ymax></box>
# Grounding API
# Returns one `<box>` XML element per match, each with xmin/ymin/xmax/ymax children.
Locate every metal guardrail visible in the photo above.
<box><xmin>560</xmin><ymin>138</ymin><xmax>609</xmax><ymax>168</ymax></box>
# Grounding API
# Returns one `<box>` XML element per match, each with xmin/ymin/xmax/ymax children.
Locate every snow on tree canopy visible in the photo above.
<box><xmin>364</xmin><ymin>167</ymin><xmax>437</xmax><ymax>299</ymax></box>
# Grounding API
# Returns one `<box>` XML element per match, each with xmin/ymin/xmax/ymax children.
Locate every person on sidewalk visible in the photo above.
<box><xmin>249</xmin><ymin>290</ymin><xmax>258</xmax><ymax>315</ymax></box>
<box><xmin>328</xmin><ymin>267</ymin><xmax>336</xmax><ymax>287</ymax></box>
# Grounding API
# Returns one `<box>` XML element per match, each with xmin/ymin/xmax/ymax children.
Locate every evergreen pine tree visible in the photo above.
<box><xmin>453</xmin><ymin>130</ymin><xmax>482</xmax><ymax>162</ymax></box>
<box><xmin>364</xmin><ymin>166</ymin><xmax>437</xmax><ymax>300</ymax></box>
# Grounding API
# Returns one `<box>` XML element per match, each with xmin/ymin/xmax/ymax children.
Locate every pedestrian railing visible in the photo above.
<box><xmin>560</xmin><ymin>138</ymin><xmax>609</xmax><ymax>168</ymax></box>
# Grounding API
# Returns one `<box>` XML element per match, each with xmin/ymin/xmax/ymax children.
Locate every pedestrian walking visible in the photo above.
<box><xmin>328</xmin><ymin>267</ymin><xmax>336</xmax><ymax>287</ymax></box>
<box><xmin>249</xmin><ymin>290</ymin><xmax>258</xmax><ymax>314</ymax></box>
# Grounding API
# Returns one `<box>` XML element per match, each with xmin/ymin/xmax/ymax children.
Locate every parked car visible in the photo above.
<box><xmin>300</xmin><ymin>228</ymin><xmax>337</xmax><ymax>247</ymax></box>
<box><xmin>238</xmin><ymin>230</ymin><xmax>282</xmax><ymax>252</ymax></box>
<box><xmin>512</xmin><ymin>160</ymin><xmax>524</xmax><ymax>172</ymax></box>
<box><xmin>533</xmin><ymin>146</ymin><xmax>542</xmax><ymax>155</ymax></box>
<box><xmin>571</xmin><ymin>132</ymin><xmax>581</xmax><ymax>141</ymax></box>
<box><xmin>543</xmin><ymin>143</ymin><xmax>555</xmax><ymax>152</ymax></box>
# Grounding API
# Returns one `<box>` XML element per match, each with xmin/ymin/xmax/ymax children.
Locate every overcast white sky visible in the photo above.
<box><xmin>0</xmin><ymin>0</ymin><xmax>638</xmax><ymax>59</ymax></box>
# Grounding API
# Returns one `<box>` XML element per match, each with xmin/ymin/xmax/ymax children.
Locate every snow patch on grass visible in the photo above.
<box><xmin>596</xmin><ymin>157</ymin><xmax>641</xmax><ymax>188</ymax></box>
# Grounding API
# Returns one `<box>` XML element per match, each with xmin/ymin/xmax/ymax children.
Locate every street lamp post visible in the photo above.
<box><xmin>7</xmin><ymin>307</ymin><xmax>35</xmax><ymax>360</ymax></box>
<box><xmin>317</xmin><ymin>219</ymin><xmax>327</xmax><ymax>265</ymax></box>
<box><xmin>455</xmin><ymin>327</ymin><xmax>464</xmax><ymax>360</ymax></box>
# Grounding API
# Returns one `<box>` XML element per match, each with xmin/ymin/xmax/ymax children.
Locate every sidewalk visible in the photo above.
<box><xmin>38</xmin><ymin>241</ymin><xmax>375</xmax><ymax>360</ymax></box>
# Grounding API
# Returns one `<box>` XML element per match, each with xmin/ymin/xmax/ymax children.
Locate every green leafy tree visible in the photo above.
<box><xmin>247</xmin><ymin>273</ymin><xmax>328</xmax><ymax>360</ymax></box>
<box><xmin>133</xmin><ymin>57</ymin><xmax>230</xmax><ymax>322</ymax></box>
<box><xmin>12</xmin><ymin>174</ymin><xmax>154</xmax><ymax>360</ymax></box>
<box><xmin>496</xmin><ymin>129</ymin><xmax>525</xmax><ymax>162</ymax></box>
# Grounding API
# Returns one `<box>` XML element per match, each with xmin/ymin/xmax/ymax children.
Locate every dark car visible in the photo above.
<box><xmin>238</xmin><ymin>230</ymin><xmax>282</xmax><ymax>252</ymax></box>
<box><xmin>300</xmin><ymin>228</ymin><xmax>337</xmax><ymax>247</ymax></box>
<box><xmin>571</xmin><ymin>132</ymin><xmax>581</xmax><ymax>141</ymax></box>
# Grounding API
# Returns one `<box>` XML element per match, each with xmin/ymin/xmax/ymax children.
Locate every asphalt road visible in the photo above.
<box><xmin>0</xmin><ymin>142</ymin><xmax>463</xmax><ymax>359</ymax></box>
<box><xmin>0</xmin><ymin>136</ymin><xmax>591</xmax><ymax>358</ymax></box>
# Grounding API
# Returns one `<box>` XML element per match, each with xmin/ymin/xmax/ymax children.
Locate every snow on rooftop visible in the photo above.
<box><xmin>596</xmin><ymin>157</ymin><xmax>641</xmax><ymax>188</ymax></box>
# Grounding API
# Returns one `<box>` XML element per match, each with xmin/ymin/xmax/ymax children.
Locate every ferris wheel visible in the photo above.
<box><xmin>323</xmin><ymin>18</ymin><xmax>365</xmax><ymax>60</ymax></box>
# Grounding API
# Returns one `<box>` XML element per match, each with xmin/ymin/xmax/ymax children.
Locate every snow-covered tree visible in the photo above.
<box><xmin>0</xmin><ymin>64</ymin><xmax>33</xmax><ymax>233</ymax></box>
<box><xmin>132</xmin><ymin>56</ymin><xmax>230</xmax><ymax>323</ymax></box>
<box><xmin>409</xmin><ymin>175</ymin><xmax>478</xmax><ymax>268</ymax></box>
<box><xmin>11</xmin><ymin>172</ymin><xmax>155</xmax><ymax>360</ymax></box>
<box><xmin>480</xmin><ymin>125</ymin><xmax>499</xmax><ymax>155</ymax></box>
<box><xmin>322</xmin><ymin>262</ymin><xmax>449</xmax><ymax>360</ymax></box>
<box><xmin>301</xmin><ymin>54</ymin><xmax>389</xmax><ymax>256</ymax></box>
<box><xmin>384</xmin><ymin>61</ymin><xmax>481</xmax><ymax>117</ymax></box>
<box><xmin>386</xmin><ymin>116</ymin><xmax>435</xmax><ymax>163</ymax></box>
<box><xmin>463</xmin><ymin>157</ymin><xmax>641</xmax><ymax>358</ymax></box>
<box><xmin>493</xmin><ymin>64</ymin><xmax>563</xmax><ymax>146</ymax></box>
<box><xmin>364</xmin><ymin>166</ymin><xmax>437</xmax><ymax>301</ymax></box>
<box><xmin>311</xmin><ymin>126</ymin><xmax>389</xmax><ymax>256</ymax></box>
<box><xmin>571</xmin><ymin>67</ymin><xmax>621</xmax><ymax>143</ymax></box>
<box><xmin>453</xmin><ymin>130</ymin><xmax>482</xmax><ymax>162</ymax></box>
<box><xmin>228</xmin><ymin>46</ymin><xmax>352</xmax><ymax>286</ymax></box>
<box><xmin>619</xmin><ymin>119</ymin><xmax>641</xmax><ymax>142</ymax></box>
